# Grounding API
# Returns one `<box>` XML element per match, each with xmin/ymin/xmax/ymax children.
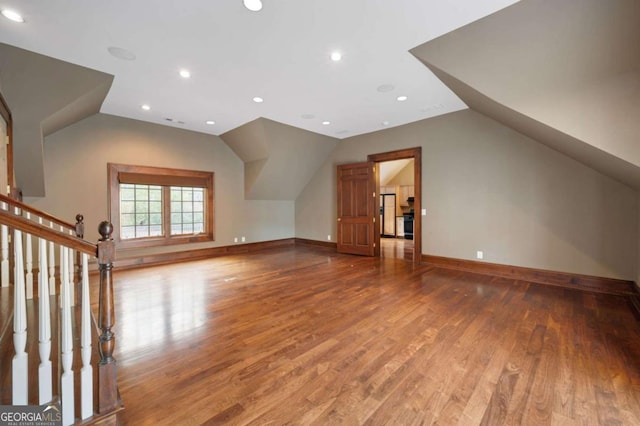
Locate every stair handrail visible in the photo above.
<box><xmin>0</xmin><ymin>207</ymin><xmax>95</xmax><ymax>255</ymax></box>
<box><xmin>0</xmin><ymin>193</ymin><xmax>78</xmax><ymax>235</ymax></box>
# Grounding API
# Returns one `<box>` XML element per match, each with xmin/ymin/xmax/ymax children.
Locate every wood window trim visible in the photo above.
<box><xmin>0</xmin><ymin>91</ymin><xmax>14</xmax><ymax>190</ymax></box>
<box><xmin>108</xmin><ymin>163</ymin><xmax>214</xmax><ymax>249</ymax></box>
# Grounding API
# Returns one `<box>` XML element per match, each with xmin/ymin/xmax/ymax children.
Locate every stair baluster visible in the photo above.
<box><xmin>60</xmin><ymin>246</ymin><xmax>74</xmax><ymax>426</ymax></box>
<box><xmin>25</xmin><ymin>212</ymin><xmax>33</xmax><ymax>299</ymax></box>
<box><xmin>12</xmin><ymin>228</ymin><xmax>27</xmax><ymax>404</ymax></box>
<box><xmin>48</xmin><ymin>221</ymin><xmax>55</xmax><ymax>295</ymax></box>
<box><xmin>68</xmin><ymin>229</ymin><xmax>75</xmax><ymax>306</ymax></box>
<box><xmin>38</xmin><ymin>228</ymin><xmax>52</xmax><ymax>404</ymax></box>
<box><xmin>80</xmin><ymin>252</ymin><xmax>93</xmax><ymax>419</ymax></box>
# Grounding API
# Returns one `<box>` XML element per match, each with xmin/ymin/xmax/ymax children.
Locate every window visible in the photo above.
<box><xmin>108</xmin><ymin>163</ymin><xmax>214</xmax><ymax>248</ymax></box>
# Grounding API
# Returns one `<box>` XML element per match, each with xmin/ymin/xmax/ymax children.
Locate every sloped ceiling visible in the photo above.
<box><xmin>380</xmin><ymin>159</ymin><xmax>411</xmax><ymax>186</ymax></box>
<box><xmin>411</xmin><ymin>0</ymin><xmax>640</xmax><ymax>188</ymax></box>
<box><xmin>0</xmin><ymin>43</ymin><xmax>113</xmax><ymax>196</ymax></box>
<box><xmin>221</xmin><ymin>118</ymin><xmax>338</xmax><ymax>200</ymax></box>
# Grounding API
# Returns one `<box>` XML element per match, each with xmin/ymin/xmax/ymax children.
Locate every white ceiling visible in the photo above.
<box><xmin>0</xmin><ymin>0</ymin><xmax>518</xmax><ymax>138</ymax></box>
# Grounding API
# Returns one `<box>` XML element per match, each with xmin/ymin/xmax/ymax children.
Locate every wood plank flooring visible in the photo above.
<box><xmin>2</xmin><ymin>244</ymin><xmax>639</xmax><ymax>425</ymax></box>
<box><xmin>98</xmin><ymin>245</ymin><xmax>640</xmax><ymax>425</ymax></box>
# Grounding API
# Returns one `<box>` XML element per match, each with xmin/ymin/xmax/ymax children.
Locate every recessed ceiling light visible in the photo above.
<box><xmin>179</xmin><ymin>69</ymin><xmax>191</xmax><ymax>79</ymax></box>
<box><xmin>206</xmin><ymin>120</ymin><xmax>215</xmax><ymax>125</ymax></box>
<box><xmin>253</xmin><ymin>97</ymin><xmax>264</xmax><ymax>103</ymax></box>
<box><xmin>141</xmin><ymin>104</ymin><xmax>151</xmax><ymax>111</ymax></box>
<box><xmin>397</xmin><ymin>95</ymin><xmax>408</xmax><ymax>102</ymax></box>
<box><xmin>1</xmin><ymin>9</ymin><xmax>24</xmax><ymax>23</ymax></box>
<box><xmin>382</xmin><ymin>121</ymin><xmax>390</xmax><ymax>126</ymax></box>
<box><xmin>322</xmin><ymin>121</ymin><xmax>331</xmax><ymax>125</ymax></box>
<box><xmin>330</xmin><ymin>52</ymin><xmax>342</xmax><ymax>62</ymax></box>
<box><xmin>243</xmin><ymin>0</ymin><xmax>263</xmax><ymax>12</ymax></box>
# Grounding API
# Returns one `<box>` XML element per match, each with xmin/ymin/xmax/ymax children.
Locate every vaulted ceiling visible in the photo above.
<box><xmin>411</xmin><ymin>0</ymin><xmax>640</xmax><ymax>188</ymax></box>
<box><xmin>0</xmin><ymin>0</ymin><xmax>517</xmax><ymax>138</ymax></box>
<box><xmin>2</xmin><ymin>0</ymin><xmax>639</xmax><ymax>198</ymax></box>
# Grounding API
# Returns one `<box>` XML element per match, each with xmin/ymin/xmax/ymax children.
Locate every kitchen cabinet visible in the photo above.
<box><xmin>398</xmin><ymin>185</ymin><xmax>415</xmax><ymax>206</ymax></box>
<box><xmin>380</xmin><ymin>185</ymin><xmax>396</xmax><ymax>194</ymax></box>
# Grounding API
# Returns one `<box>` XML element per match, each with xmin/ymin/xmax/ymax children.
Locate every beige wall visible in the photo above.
<box><xmin>296</xmin><ymin>109</ymin><xmax>638</xmax><ymax>280</ymax></box>
<box><xmin>27</xmin><ymin>113</ymin><xmax>294</xmax><ymax>258</ymax></box>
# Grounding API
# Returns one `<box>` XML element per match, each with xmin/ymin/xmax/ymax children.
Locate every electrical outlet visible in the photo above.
<box><xmin>476</xmin><ymin>250</ymin><xmax>484</xmax><ymax>260</ymax></box>
<box><xmin>234</xmin><ymin>237</ymin><xmax>238</xmax><ymax>243</ymax></box>
<box><xmin>327</xmin><ymin>234</ymin><xmax>331</xmax><ymax>241</ymax></box>
<box><xmin>241</xmin><ymin>236</ymin><xmax>246</xmax><ymax>242</ymax></box>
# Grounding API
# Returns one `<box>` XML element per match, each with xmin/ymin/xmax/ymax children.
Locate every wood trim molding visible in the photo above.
<box><xmin>630</xmin><ymin>285</ymin><xmax>640</xmax><ymax>320</ymax></box>
<box><xmin>113</xmin><ymin>238</ymin><xmax>295</xmax><ymax>271</ymax></box>
<box><xmin>294</xmin><ymin>238</ymin><xmax>337</xmax><ymax>250</ymax></box>
<box><xmin>367</xmin><ymin>147</ymin><xmax>422</xmax><ymax>265</ymax></box>
<box><xmin>0</xmin><ymin>90</ymin><xmax>14</xmax><ymax>190</ymax></box>
<box><xmin>107</xmin><ymin>162</ymin><xmax>215</xmax><ymax>249</ymax></box>
<box><xmin>422</xmin><ymin>254</ymin><xmax>636</xmax><ymax>297</ymax></box>
<box><xmin>111</xmin><ymin>238</ymin><xmax>343</xmax><ymax>272</ymax></box>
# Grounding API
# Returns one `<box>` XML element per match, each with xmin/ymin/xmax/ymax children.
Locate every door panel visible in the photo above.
<box><xmin>337</xmin><ymin>162</ymin><xmax>377</xmax><ymax>256</ymax></box>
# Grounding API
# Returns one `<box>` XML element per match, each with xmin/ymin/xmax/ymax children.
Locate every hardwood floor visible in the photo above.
<box><xmin>94</xmin><ymin>245</ymin><xmax>640</xmax><ymax>425</ymax></box>
<box><xmin>380</xmin><ymin>237</ymin><xmax>413</xmax><ymax>261</ymax></box>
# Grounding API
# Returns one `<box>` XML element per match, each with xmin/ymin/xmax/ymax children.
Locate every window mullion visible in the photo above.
<box><xmin>163</xmin><ymin>186</ymin><xmax>171</xmax><ymax>242</ymax></box>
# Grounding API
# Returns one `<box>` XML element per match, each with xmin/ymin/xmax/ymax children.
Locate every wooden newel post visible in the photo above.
<box><xmin>97</xmin><ymin>221</ymin><xmax>118</xmax><ymax>413</ymax></box>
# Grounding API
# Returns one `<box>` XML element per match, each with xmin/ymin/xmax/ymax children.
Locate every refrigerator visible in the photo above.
<box><xmin>379</xmin><ymin>193</ymin><xmax>396</xmax><ymax>237</ymax></box>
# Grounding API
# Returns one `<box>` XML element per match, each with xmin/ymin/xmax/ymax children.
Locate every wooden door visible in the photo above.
<box><xmin>337</xmin><ymin>162</ymin><xmax>378</xmax><ymax>256</ymax></box>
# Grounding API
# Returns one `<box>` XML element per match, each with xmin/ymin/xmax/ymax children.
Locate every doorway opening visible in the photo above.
<box><xmin>368</xmin><ymin>147</ymin><xmax>422</xmax><ymax>263</ymax></box>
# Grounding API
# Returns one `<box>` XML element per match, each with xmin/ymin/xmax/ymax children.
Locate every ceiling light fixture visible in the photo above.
<box><xmin>141</xmin><ymin>104</ymin><xmax>151</xmax><ymax>111</ymax></box>
<box><xmin>1</xmin><ymin>9</ymin><xmax>24</xmax><ymax>23</ymax></box>
<box><xmin>397</xmin><ymin>95</ymin><xmax>408</xmax><ymax>101</ymax></box>
<box><xmin>382</xmin><ymin>121</ymin><xmax>390</xmax><ymax>126</ymax></box>
<box><xmin>330</xmin><ymin>52</ymin><xmax>342</xmax><ymax>62</ymax></box>
<box><xmin>253</xmin><ymin>97</ymin><xmax>264</xmax><ymax>103</ymax></box>
<box><xmin>322</xmin><ymin>121</ymin><xmax>331</xmax><ymax>125</ymax></box>
<box><xmin>179</xmin><ymin>69</ymin><xmax>191</xmax><ymax>79</ymax></box>
<box><xmin>206</xmin><ymin>120</ymin><xmax>215</xmax><ymax>125</ymax></box>
<box><xmin>243</xmin><ymin>0</ymin><xmax>263</xmax><ymax>12</ymax></box>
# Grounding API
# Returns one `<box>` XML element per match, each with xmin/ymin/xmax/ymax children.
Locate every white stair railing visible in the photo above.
<box><xmin>0</xmin><ymin>199</ymin><xmax>120</xmax><ymax>424</ymax></box>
